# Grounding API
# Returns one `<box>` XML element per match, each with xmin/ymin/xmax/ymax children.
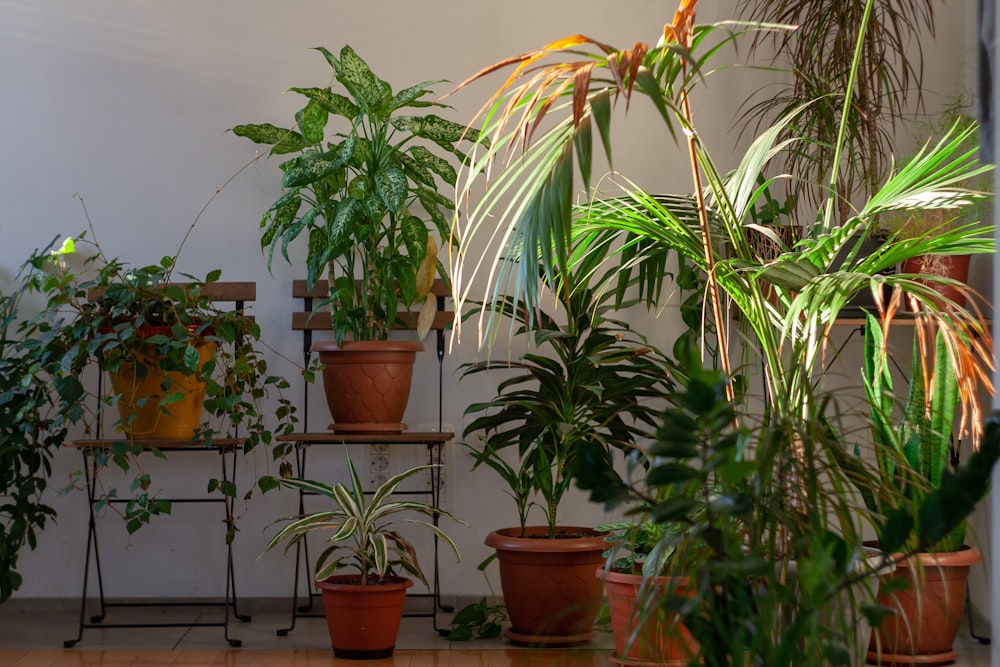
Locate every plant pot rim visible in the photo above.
<box><xmin>485</xmin><ymin>526</ymin><xmax>608</xmax><ymax>552</ymax></box>
<box><xmin>311</xmin><ymin>340</ymin><xmax>424</xmax><ymax>353</ymax></box>
<box><xmin>863</xmin><ymin>540</ymin><xmax>982</xmax><ymax>568</ymax></box>
<box><xmin>315</xmin><ymin>574</ymin><xmax>414</xmax><ymax>591</ymax></box>
<box><xmin>598</xmin><ymin>566</ymin><xmax>691</xmax><ymax>587</ymax></box>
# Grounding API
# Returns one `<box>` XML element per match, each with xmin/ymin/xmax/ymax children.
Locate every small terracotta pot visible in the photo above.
<box><xmin>485</xmin><ymin>526</ymin><xmax>607</xmax><ymax>646</ymax></box>
<box><xmin>899</xmin><ymin>254</ymin><xmax>971</xmax><ymax>311</ymax></box>
<box><xmin>600</xmin><ymin>568</ymin><xmax>697</xmax><ymax>666</ymax></box>
<box><xmin>866</xmin><ymin>545</ymin><xmax>981</xmax><ymax>666</ymax></box>
<box><xmin>315</xmin><ymin>574</ymin><xmax>413</xmax><ymax>659</ymax></box>
<box><xmin>311</xmin><ymin>340</ymin><xmax>423</xmax><ymax>433</ymax></box>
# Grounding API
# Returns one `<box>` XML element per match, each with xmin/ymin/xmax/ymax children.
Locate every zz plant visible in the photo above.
<box><xmin>234</xmin><ymin>45</ymin><xmax>481</xmax><ymax>344</ymax></box>
<box><xmin>574</xmin><ymin>359</ymin><xmax>1000</xmax><ymax>666</ymax></box>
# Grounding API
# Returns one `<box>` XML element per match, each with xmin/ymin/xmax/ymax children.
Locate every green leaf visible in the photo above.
<box><xmin>646</xmin><ymin>463</ymin><xmax>698</xmax><ymax>486</ymax></box>
<box><xmin>859</xmin><ymin>601</ymin><xmax>897</xmax><ymax>629</ymax></box>
<box><xmin>408</xmin><ymin>145</ymin><xmax>457</xmax><ymax>186</ymax></box>
<box><xmin>288</xmin><ymin>87</ymin><xmax>358</xmax><ymax>119</ymax></box>
<box><xmin>182</xmin><ymin>344</ymin><xmax>200</xmax><ymax>372</ymax></box>
<box><xmin>400</xmin><ymin>215</ymin><xmax>429</xmax><ymax>265</ymax></box>
<box><xmin>296</xmin><ymin>99</ymin><xmax>329</xmax><ymax>144</ymax></box>
<box><xmin>282</xmin><ymin>149</ymin><xmax>350</xmax><ymax>188</ymax></box>
<box><xmin>392</xmin><ymin>114</ymin><xmax>471</xmax><ymax>144</ymax></box>
<box><xmin>231</xmin><ymin>123</ymin><xmax>308</xmax><ymax>155</ymax></box>
<box><xmin>335</xmin><ymin>45</ymin><xmax>391</xmax><ymax>114</ymax></box>
<box><xmin>650</xmin><ymin>497</ymin><xmax>699</xmax><ymax>523</ymax></box>
<box><xmin>879</xmin><ymin>509</ymin><xmax>913</xmax><ymax>554</ymax></box>
<box><xmin>375</xmin><ymin>168</ymin><xmax>407</xmax><ymax>213</ymax></box>
<box><xmin>258</xmin><ymin>476</ymin><xmax>280</xmax><ymax>493</ymax></box>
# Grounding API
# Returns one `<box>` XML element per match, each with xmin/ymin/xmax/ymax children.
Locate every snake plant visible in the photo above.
<box><xmin>862</xmin><ymin>311</ymin><xmax>966</xmax><ymax>552</ymax></box>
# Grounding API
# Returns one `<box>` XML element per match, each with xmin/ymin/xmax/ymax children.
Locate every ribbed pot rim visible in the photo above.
<box><xmin>315</xmin><ymin>574</ymin><xmax>414</xmax><ymax>591</ymax></box>
<box><xmin>311</xmin><ymin>340</ymin><xmax>423</xmax><ymax>353</ymax></box>
<box><xmin>485</xmin><ymin>526</ymin><xmax>608</xmax><ymax>553</ymax></box>
<box><xmin>597</xmin><ymin>568</ymin><xmax>691</xmax><ymax>588</ymax></box>
<box><xmin>863</xmin><ymin>541</ymin><xmax>982</xmax><ymax>569</ymax></box>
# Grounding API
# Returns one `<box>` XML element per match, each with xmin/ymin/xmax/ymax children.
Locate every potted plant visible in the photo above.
<box><xmin>261</xmin><ymin>453</ymin><xmax>465</xmax><ymax>659</ymax></box>
<box><xmin>736</xmin><ymin>0</ymin><xmax>940</xmax><ymax>224</ymax></box>
<box><xmin>460</xmin><ymin>261</ymin><xmax>675</xmax><ymax>646</ymax></box>
<box><xmin>233</xmin><ymin>44</ymin><xmax>480</xmax><ymax>433</ymax></box>
<box><xmin>598</xmin><ymin>514</ymin><xmax>697</xmax><ymax>666</ymax></box>
<box><xmin>445</xmin><ymin>0</ymin><xmax>993</xmax><ymax>661</ymax></box>
<box><xmin>12</xmin><ymin>230</ymin><xmax>296</xmax><ymax>539</ymax></box>
<box><xmin>878</xmin><ymin>100</ymin><xmax>993</xmax><ymax>312</ymax></box>
<box><xmin>573</xmin><ymin>358</ymin><xmax>1000</xmax><ymax>667</ymax></box>
<box><xmin>860</xmin><ymin>310</ymin><xmax>988</xmax><ymax>665</ymax></box>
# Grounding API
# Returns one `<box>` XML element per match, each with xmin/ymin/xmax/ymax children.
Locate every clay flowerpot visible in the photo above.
<box><xmin>899</xmin><ymin>254</ymin><xmax>971</xmax><ymax>311</ymax></box>
<box><xmin>108</xmin><ymin>331</ymin><xmax>215</xmax><ymax>441</ymax></box>
<box><xmin>600</xmin><ymin>568</ymin><xmax>697</xmax><ymax>666</ymax></box>
<box><xmin>867</xmin><ymin>545</ymin><xmax>981</xmax><ymax>666</ymax></box>
<box><xmin>316</xmin><ymin>574</ymin><xmax>413</xmax><ymax>659</ymax></box>
<box><xmin>311</xmin><ymin>340</ymin><xmax>423</xmax><ymax>434</ymax></box>
<box><xmin>485</xmin><ymin>526</ymin><xmax>607</xmax><ymax>647</ymax></box>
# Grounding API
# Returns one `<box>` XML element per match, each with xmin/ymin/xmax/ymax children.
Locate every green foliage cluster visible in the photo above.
<box><xmin>263</xmin><ymin>452</ymin><xmax>464</xmax><ymax>586</ymax></box>
<box><xmin>575</xmin><ymin>359</ymin><xmax>1000</xmax><ymax>666</ymax></box>
<box><xmin>0</xmin><ymin>231</ymin><xmax>299</xmax><ymax>601</ymax></box>
<box><xmin>234</xmin><ymin>45</ymin><xmax>480</xmax><ymax>343</ymax></box>
<box><xmin>461</xmin><ymin>261</ymin><xmax>676</xmax><ymax>538</ymax></box>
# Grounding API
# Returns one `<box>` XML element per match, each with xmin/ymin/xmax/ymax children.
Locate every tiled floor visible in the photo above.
<box><xmin>0</xmin><ymin>605</ymin><xmax>992</xmax><ymax>666</ymax></box>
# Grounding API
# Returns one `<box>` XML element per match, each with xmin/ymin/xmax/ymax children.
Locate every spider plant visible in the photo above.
<box><xmin>263</xmin><ymin>452</ymin><xmax>465</xmax><ymax>586</ymax></box>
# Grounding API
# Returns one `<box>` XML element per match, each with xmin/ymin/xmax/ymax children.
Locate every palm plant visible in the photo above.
<box><xmin>448</xmin><ymin>0</ymin><xmax>994</xmax><ymax>443</ymax></box>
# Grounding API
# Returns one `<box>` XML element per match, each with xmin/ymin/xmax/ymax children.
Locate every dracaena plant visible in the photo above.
<box><xmin>233</xmin><ymin>45</ymin><xmax>481</xmax><ymax>344</ymax></box>
<box><xmin>263</xmin><ymin>452</ymin><xmax>465</xmax><ymax>586</ymax></box>
<box><xmin>460</xmin><ymin>254</ymin><xmax>677</xmax><ymax>538</ymax></box>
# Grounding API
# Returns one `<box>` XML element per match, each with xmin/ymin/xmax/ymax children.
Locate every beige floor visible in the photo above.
<box><xmin>0</xmin><ymin>605</ymin><xmax>992</xmax><ymax>666</ymax></box>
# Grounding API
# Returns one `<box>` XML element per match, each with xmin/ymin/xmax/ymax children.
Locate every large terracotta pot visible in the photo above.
<box><xmin>315</xmin><ymin>574</ymin><xmax>413</xmax><ymax>659</ymax></box>
<box><xmin>600</xmin><ymin>568</ymin><xmax>697</xmax><ymax>666</ymax></box>
<box><xmin>108</xmin><ymin>331</ymin><xmax>215</xmax><ymax>441</ymax></box>
<box><xmin>866</xmin><ymin>545</ymin><xmax>981</xmax><ymax>666</ymax></box>
<box><xmin>485</xmin><ymin>526</ymin><xmax>607</xmax><ymax>647</ymax></box>
<box><xmin>899</xmin><ymin>254</ymin><xmax>971</xmax><ymax>311</ymax></box>
<box><xmin>311</xmin><ymin>340</ymin><xmax>423</xmax><ymax>434</ymax></box>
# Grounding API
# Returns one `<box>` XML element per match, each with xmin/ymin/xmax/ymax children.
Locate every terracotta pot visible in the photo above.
<box><xmin>108</xmin><ymin>332</ymin><xmax>215</xmax><ymax>440</ymax></box>
<box><xmin>315</xmin><ymin>574</ymin><xmax>413</xmax><ymax>659</ymax></box>
<box><xmin>899</xmin><ymin>254</ymin><xmax>971</xmax><ymax>311</ymax></box>
<box><xmin>311</xmin><ymin>340</ymin><xmax>423</xmax><ymax>434</ymax></box>
<box><xmin>600</xmin><ymin>568</ymin><xmax>697</xmax><ymax>666</ymax></box>
<box><xmin>866</xmin><ymin>545</ymin><xmax>981</xmax><ymax>666</ymax></box>
<box><xmin>485</xmin><ymin>526</ymin><xmax>607</xmax><ymax>647</ymax></box>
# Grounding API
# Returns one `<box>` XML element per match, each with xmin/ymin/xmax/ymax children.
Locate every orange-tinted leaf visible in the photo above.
<box><xmin>571</xmin><ymin>63</ymin><xmax>595</xmax><ymax>127</ymax></box>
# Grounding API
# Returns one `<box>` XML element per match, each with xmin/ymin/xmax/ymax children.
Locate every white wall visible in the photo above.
<box><xmin>0</xmin><ymin>0</ymin><xmax>981</xmax><ymax>607</ymax></box>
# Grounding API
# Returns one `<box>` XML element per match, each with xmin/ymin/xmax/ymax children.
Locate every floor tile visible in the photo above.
<box><xmin>0</xmin><ymin>608</ymin><xmax>992</xmax><ymax>666</ymax></box>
